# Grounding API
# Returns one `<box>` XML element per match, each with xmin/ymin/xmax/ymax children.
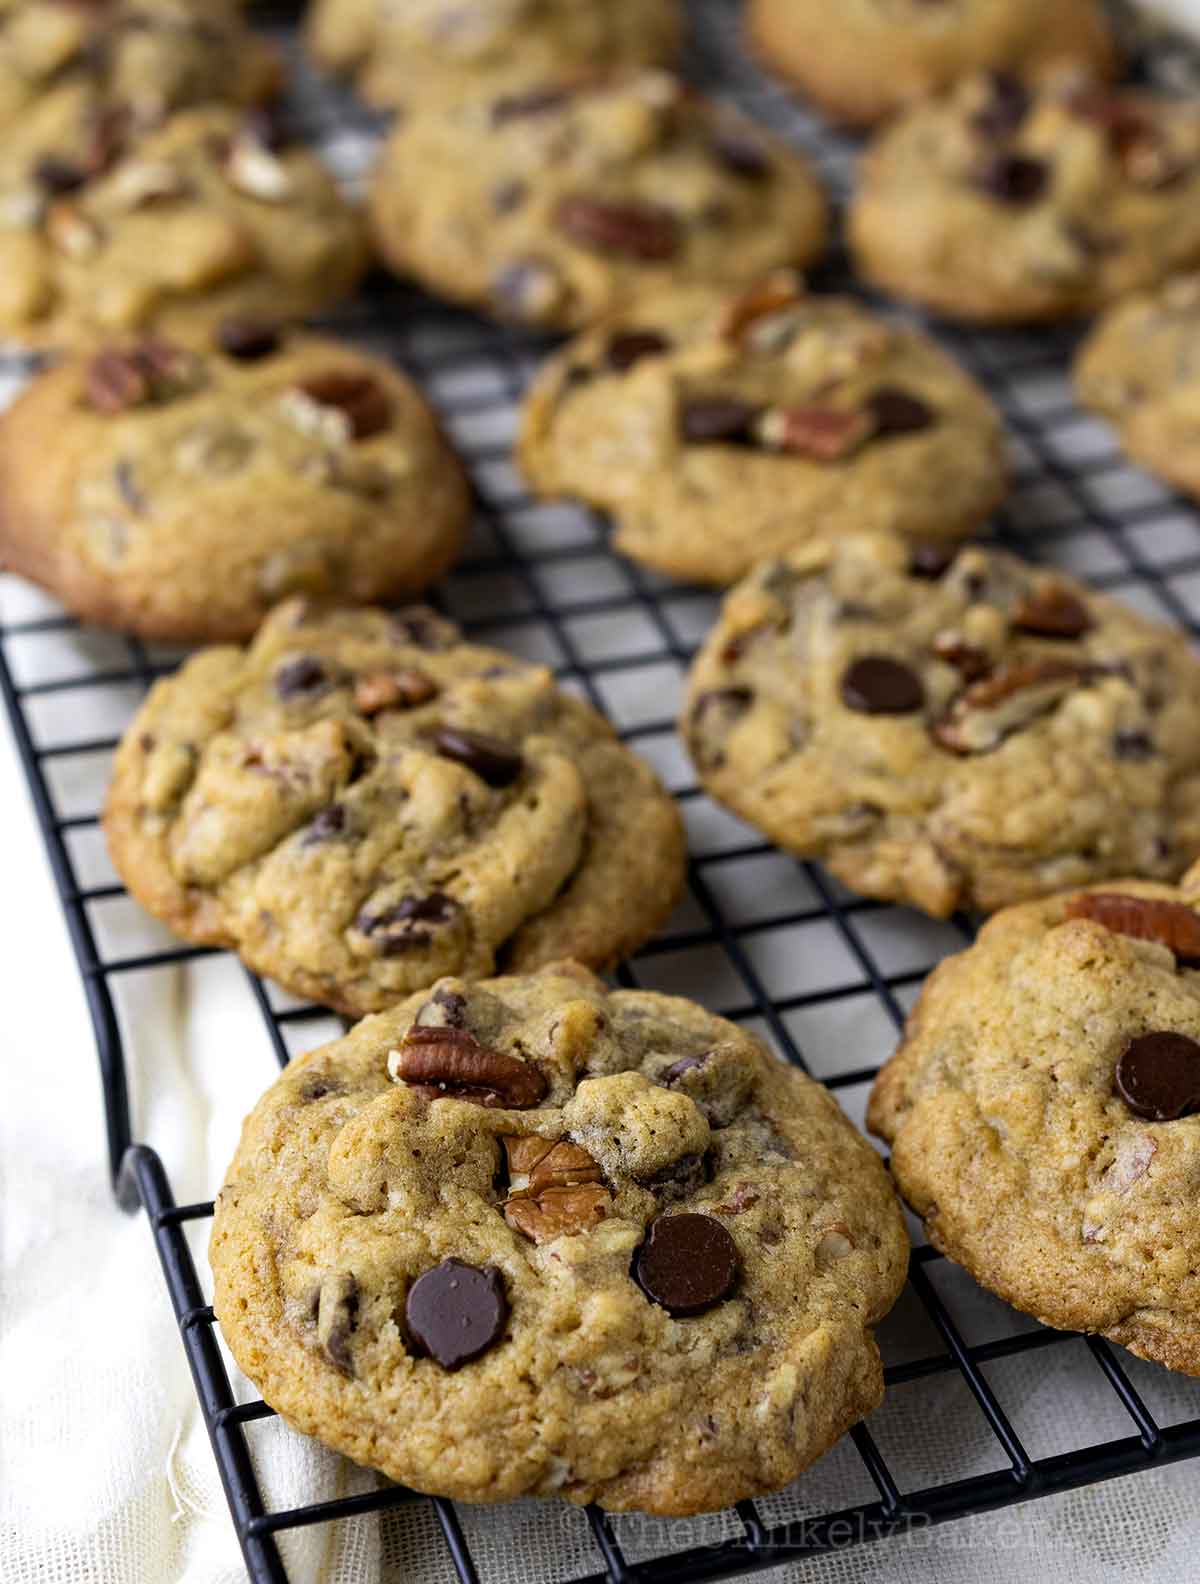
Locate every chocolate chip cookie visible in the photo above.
<box><xmin>518</xmin><ymin>273</ymin><xmax>1007</xmax><ymax>586</ymax></box>
<box><xmin>105</xmin><ymin>601</ymin><xmax>686</xmax><ymax>1014</ymax></box>
<box><xmin>0</xmin><ymin>326</ymin><xmax>470</xmax><ymax>640</ymax></box>
<box><xmin>849</xmin><ymin>72</ymin><xmax>1200</xmax><ymax>323</ymax></box>
<box><xmin>307</xmin><ymin>0</ymin><xmax>682</xmax><ymax>112</ymax></box>
<box><xmin>869</xmin><ymin>872</ymin><xmax>1200</xmax><ymax>1374</ymax></box>
<box><xmin>210</xmin><ymin>962</ymin><xmax>909</xmax><ymax>1511</ymax></box>
<box><xmin>0</xmin><ymin>104</ymin><xmax>367</xmax><ymax>346</ymax></box>
<box><xmin>683</xmin><ymin>532</ymin><xmax>1200</xmax><ymax>918</ymax></box>
<box><xmin>368</xmin><ymin>71</ymin><xmax>828</xmax><ymax>333</ymax></box>
<box><xmin>1075</xmin><ymin>273</ymin><xmax>1200</xmax><ymax>503</ymax></box>
<box><xmin>747</xmin><ymin>0</ymin><xmax>1116</xmax><ymax>128</ymax></box>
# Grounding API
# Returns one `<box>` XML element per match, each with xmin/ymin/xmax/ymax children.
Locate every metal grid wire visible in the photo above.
<box><xmin>3</xmin><ymin>1</ymin><xmax>1200</xmax><ymax>1579</ymax></box>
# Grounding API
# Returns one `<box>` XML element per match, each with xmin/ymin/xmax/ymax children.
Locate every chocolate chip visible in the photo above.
<box><xmin>976</xmin><ymin>153</ymin><xmax>1049</xmax><ymax>204</ymax></box>
<box><xmin>217</xmin><ymin>318</ymin><xmax>281</xmax><ymax>361</ymax></box>
<box><xmin>555</xmin><ymin>194</ymin><xmax>680</xmax><ymax>260</ymax></box>
<box><xmin>405</xmin><ymin>1259</ymin><xmax>508</xmax><ymax>1370</ymax></box>
<box><xmin>430</xmin><ymin>727</ymin><xmax>523</xmax><ymax>787</ymax></box>
<box><xmin>303</xmin><ymin>804</ymin><xmax>346</xmax><ymax>845</ymax></box>
<box><xmin>358</xmin><ymin>892</ymin><xmax>461</xmax><ymax>954</ymax></box>
<box><xmin>970</xmin><ymin>72</ymin><xmax>1032</xmax><ymax>140</ymax></box>
<box><xmin>607</xmin><ymin>330</ymin><xmax>670</xmax><ymax>372</ymax></box>
<box><xmin>1115</xmin><ymin>1032</ymin><xmax>1200</xmax><ymax>1121</ymax></box>
<box><xmin>840</xmin><ymin>656</ymin><xmax>925</xmax><ymax>715</ymax></box>
<box><xmin>866</xmin><ymin>387</ymin><xmax>935</xmax><ymax>437</ymax></box>
<box><xmin>392</xmin><ymin>606</ymin><xmax>458</xmax><ymax>650</ymax></box>
<box><xmin>660</xmin><ymin>1052</ymin><xmax>709</xmax><ymax>1085</ymax></box>
<box><xmin>1114</xmin><ymin>729</ymin><xmax>1155</xmax><ymax>761</ymax></box>
<box><xmin>275</xmin><ymin>655</ymin><xmax>328</xmax><ymax>698</ymax></box>
<box><xmin>910</xmin><ymin>543</ymin><xmax>958</xmax><ymax>580</ymax></box>
<box><xmin>33</xmin><ymin>155</ymin><xmax>88</xmax><ymax>196</ymax></box>
<box><xmin>637</xmin><ymin>1151</ymin><xmax>710</xmax><ymax>1203</ymax></box>
<box><xmin>298</xmin><ymin>372</ymin><xmax>391</xmax><ymax>440</ymax></box>
<box><xmin>711</xmin><ymin>129</ymin><xmax>772</xmax><ymax>179</ymax></box>
<box><xmin>633</xmin><ymin>1213</ymin><xmax>739</xmax><ymax>1317</ymax></box>
<box><xmin>428</xmin><ymin>985</ymin><xmax>468</xmax><ymax>1027</ymax></box>
<box><xmin>679</xmin><ymin>397</ymin><xmax>760</xmax><ymax>444</ymax></box>
<box><xmin>318</xmin><ymin>1272</ymin><xmax>359</xmax><ymax>1374</ymax></box>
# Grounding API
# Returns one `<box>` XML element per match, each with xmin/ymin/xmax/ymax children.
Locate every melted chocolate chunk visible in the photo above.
<box><xmin>840</xmin><ymin>656</ymin><xmax>925</xmax><ymax>715</ymax></box>
<box><xmin>430</xmin><ymin>727</ymin><xmax>523</xmax><ymax>787</ymax></box>
<box><xmin>866</xmin><ymin>387</ymin><xmax>935</xmax><ymax>437</ymax></box>
<box><xmin>217</xmin><ymin>318</ymin><xmax>281</xmax><ymax>361</ymax></box>
<box><xmin>976</xmin><ymin>152</ymin><xmax>1049</xmax><ymax>204</ymax></box>
<box><xmin>679</xmin><ymin>397</ymin><xmax>760</xmax><ymax>444</ymax></box>
<box><xmin>275</xmin><ymin>655</ymin><xmax>328</xmax><ymax>698</ymax></box>
<box><xmin>607</xmin><ymin>330</ymin><xmax>671</xmax><ymax>372</ymax></box>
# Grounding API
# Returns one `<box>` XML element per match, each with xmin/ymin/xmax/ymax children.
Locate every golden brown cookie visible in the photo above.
<box><xmin>0</xmin><ymin>325</ymin><xmax>470</xmax><ymax>641</ymax></box>
<box><xmin>368</xmin><ymin>71</ymin><xmax>828</xmax><ymax>333</ymax></box>
<box><xmin>105</xmin><ymin>601</ymin><xmax>687</xmax><ymax>1015</ymax></box>
<box><xmin>870</xmin><ymin>872</ymin><xmax>1200</xmax><ymax>1375</ymax></box>
<box><xmin>211</xmin><ymin>963</ymin><xmax>909</xmax><ymax>1511</ymax></box>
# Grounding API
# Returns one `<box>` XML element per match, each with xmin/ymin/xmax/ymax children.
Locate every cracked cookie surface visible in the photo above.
<box><xmin>869</xmin><ymin>871</ymin><xmax>1200</xmax><ymax>1375</ymax></box>
<box><xmin>1076</xmin><ymin>273</ymin><xmax>1200</xmax><ymax>504</ymax></box>
<box><xmin>683</xmin><ymin>532</ymin><xmax>1200</xmax><ymax>917</ymax></box>
<box><xmin>518</xmin><ymin>274</ymin><xmax>1006</xmax><ymax>586</ymax></box>
<box><xmin>105</xmin><ymin>600</ymin><xmax>686</xmax><ymax>1014</ymax></box>
<box><xmin>747</xmin><ymin>0</ymin><xmax>1115</xmax><ymax>128</ymax></box>
<box><xmin>210</xmin><ymin>963</ymin><xmax>909</xmax><ymax>1512</ymax></box>
<box><xmin>368</xmin><ymin>71</ymin><xmax>827</xmax><ymax>333</ymax></box>
<box><xmin>0</xmin><ymin>325</ymin><xmax>470</xmax><ymax>641</ymax></box>
<box><xmin>306</xmin><ymin>0</ymin><xmax>681</xmax><ymax>111</ymax></box>
<box><xmin>0</xmin><ymin>104</ymin><xmax>366</xmax><ymax>346</ymax></box>
<box><xmin>849</xmin><ymin>72</ymin><xmax>1200</xmax><ymax>323</ymax></box>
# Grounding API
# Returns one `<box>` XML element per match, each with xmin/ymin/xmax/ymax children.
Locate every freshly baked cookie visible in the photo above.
<box><xmin>105</xmin><ymin>602</ymin><xmax>686</xmax><ymax>1014</ymax></box>
<box><xmin>0</xmin><ymin>326</ymin><xmax>470</xmax><ymax>641</ymax></box>
<box><xmin>683</xmin><ymin>532</ymin><xmax>1200</xmax><ymax>918</ymax></box>
<box><xmin>1076</xmin><ymin>274</ymin><xmax>1200</xmax><ymax>502</ymax></box>
<box><xmin>849</xmin><ymin>72</ymin><xmax>1200</xmax><ymax>323</ymax></box>
<box><xmin>0</xmin><ymin>105</ymin><xmax>367</xmax><ymax>346</ymax></box>
<box><xmin>518</xmin><ymin>273</ymin><xmax>1006</xmax><ymax>586</ymax></box>
<box><xmin>210</xmin><ymin>962</ymin><xmax>909</xmax><ymax>1511</ymax></box>
<box><xmin>869</xmin><ymin>873</ymin><xmax>1200</xmax><ymax>1374</ymax></box>
<box><xmin>747</xmin><ymin>0</ymin><xmax>1115</xmax><ymax>128</ymax></box>
<box><xmin>307</xmin><ymin>0</ymin><xmax>681</xmax><ymax>112</ymax></box>
<box><xmin>368</xmin><ymin>71</ymin><xmax>828</xmax><ymax>333</ymax></box>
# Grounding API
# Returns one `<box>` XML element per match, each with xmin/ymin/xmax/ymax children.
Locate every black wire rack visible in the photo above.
<box><xmin>3</xmin><ymin>2</ymin><xmax>1200</xmax><ymax>1580</ymax></box>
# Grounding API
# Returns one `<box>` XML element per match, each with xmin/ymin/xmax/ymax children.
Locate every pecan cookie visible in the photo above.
<box><xmin>210</xmin><ymin>963</ymin><xmax>909</xmax><ymax>1511</ymax></box>
<box><xmin>747</xmin><ymin>0</ymin><xmax>1115</xmax><ymax>128</ymax></box>
<box><xmin>307</xmin><ymin>0</ymin><xmax>681</xmax><ymax>112</ymax></box>
<box><xmin>0</xmin><ymin>105</ymin><xmax>367</xmax><ymax>346</ymax></box>
<box><xmin>849</xmin><ymin>72</ymin><xmax>1200</xmax><ymax>323</ymax></box>
<box><xmin>368</xmin><ymin>71</ymin><xmax>828</xmax><ymax>333</ymax></box>
<box><xmin>105</xmin><ymin>601</ymin><xmax>686</xmax><ymax>1014</ymax></box>
<box><xmin>1076</xmin><ymin>274</ymin><xmax>1200</xmax><ymax>502</ymax></box>
<box><xmin>518</xmin><ymin>274</ymin><xmax>1006</xmax><ymax>586</ymax></box>
<box><xmin>869</xmin><ymin>872</ymin><xmax>1200</xmax><ymax>1374</ymax></box>
<box><xmin>0</xmin><ymin>325</ymin><xmax>470</xmax><ymax>640</ymax></box>
<box><xmin>683</xmin><ymin>532</ymin><xmax>1200</xmax><ymax>918</ymax></box>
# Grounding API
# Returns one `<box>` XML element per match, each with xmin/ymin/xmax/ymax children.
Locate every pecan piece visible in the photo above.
<box><xmin>503</xmin><ymin>1186</ymin><xmax>611</xmax><ymax>1243</ymax></box>
<box><xmin>296</xmin><ymin>372</ymin><xmax>391</xmax><ymax>440</ymax></box>
<box><xmin>1065</xmin><ymin>893</ymin><xmax>1200</xmax><ymax>966</ymax></box>
<box><xmin>389</xmin><ymin>1026</ymin><xmax>547</xmax><ymax>1108</ymax></box>
<box><xmin>554</xmin><ymin>194</ymin><xmax>680</xmax><ymax>260</ymax></box>
<box><xmin>501</xmin><ymin>1134</ymin><xmax>610</xmax><ymax>1243</ymax></box>
<box><xmin>354</xmin><ymin>669</ymin><xmax>437</xmax><ymax>715</ymax></box>
<box><xmin>85</xmin><ymin>338</ymin><xmax>200</xmax><ymax>414</ymax></box>
<box><xmin>756</xmin><ymin>404</ymin><xmax>872</xmax><ymax>461</ymax></box>
<box><xmin>932</xmin><ymin>632</ymin><xmax>991</xmax><ymax>681</ymax></box>
<box><xmin>933</xmin><ymin>659</ymin><xmax>1087</xmax><ymax>754</ymax></box>
<box><xmin>1012</xmin><ymin>584</ymin><xmax>1092</xmax><ymax>639</ymax></box>
<box><xmin>718</xmin><ymin>271</ymin><xmax>805</xmax><ymax>344</ymax></box>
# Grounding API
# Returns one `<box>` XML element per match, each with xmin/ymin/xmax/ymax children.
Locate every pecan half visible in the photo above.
<box><xmin>390</xmin><ymin>1026</ymin><xmax>547</xmax><ymax>1108</ymax></box>
<box><xmin>354</xmin><ymin>669</ymin><xmax>437</xmax><ymax>715</ymax></box>
<box><xmin>501</xmin><ymin>1135</ymin><xmax>610</xmax><ymax>1243</ymax></box>
<box><xmin>1065</xmin><ymin>893</ymin><xmax>1200</xmax><ymax>965</ymax></box>
<box><xmin>756</xmin><ymin>404</ymin><xmax>872</xmax><ymax>461</ymax></box>
<box><xmin>718</xmin><ymin>271</ymin><xmax>805</xmax><ymax>344</ymax></box>
<box><xmin>554</xmin><ymin>194</ymin><xmax>680</xmax><ymax>260</ymax></box>
<box><xmin>933</xmin><ymin>659</ymin><xmax>1087</xmax><ymax>754</ymax></box>
<box><xmin>1012</xmin><ymin>584</ymin><xmax>1092</xmax><ymax>639</ymax></box>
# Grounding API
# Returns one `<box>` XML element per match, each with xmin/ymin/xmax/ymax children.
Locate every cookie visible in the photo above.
<box><xmin>0</xmin><ymin>105</ymin><xmax>367</xmax><ymax>346</ymax></box>
<box><xmin>104</xmin><ymin>601</ymin><xmax>687</xmax><ymax>1015</ymax></box>
<box><xmin>683</xmin><ymin>532</ymin><xmax>1200</xmax><ymax>918</ymax></box>
<box><xmin>747</xmin><ymin>0</ymin><xmax>1116</xmax><ymax>128</ymax></box>
<box><xmin>210</xmin><ymin>962</ymin><xmax>909</xmax><ymax>1511</ymax></box>
<box><xmin>518</xmin><ymin>273</ymin><xmax>1007</xmax><ymax>586</ymax></box>
<box><xmin>1075</xmin><ymin>273</ymin><xmax>1200</xmax><ymax>502</ymax></box>
<box><xmin>0</xmin><ymin>326</ymin><xmax>470</xmax><ymax>641</ymax></box>
<box><xmin>368</xmin><ymin>71</ymin><xmax>828</xmax><ymax>333</ymax></box>
<box><xmin>869</xmin><ymin>872</ymin><xmax>1200</xmax><ymax>1375</ymax></box>
<box><xmin>307</xmin><ymin>0</ymin><xmax>682</xmax><ymax>112</ymax></box>
<box><xmin>849</xmin><ymin>72</ymin><xmax>1200</xmax><ymax>323</ymax></box>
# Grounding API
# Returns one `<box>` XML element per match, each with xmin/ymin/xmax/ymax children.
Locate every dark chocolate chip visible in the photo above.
<box><xmin>217</xmin><ymin>318</ymin><xmax>281</xmax><ymax>361</ymax></box>
<box><xmin>555</xmin><ymin>194</ymin><xmax>680</xmax><ymax>260</ymax></box>
<box><xmin>976</xmin><ymin>153</ymin><xmax>1049</xmax><ymax>204</ymax></box>
<box><xmin>430</xmin><ymin>727</ymin><xmax>523</xmax><ymax>787</ymax></box>
<box><xmin>297</xmin><ymin>371</ymin><xmax>391</xmax><ymax>440</ymax></box>
<box><xmin>1115</xmin><ymin>1032</ymin><xmax>1200</xmax><ymax>1121</ymax></box>
<box><xmin>405</xmin><ymin>1259</ymin><xmax>508</xmax><ymax>1369</ymax></box>
<box><xmin>866</xmin><ymin>387</ymin><xmax>935</xmax><ymax>437</ymax></box>
<box><xmin>1114</xmin><ymin>729</ymin><xmax>1155</xmax><ymax>762</ymax></box>
<box><xmin>711</xmin><ymin>129</ymin><xmax>772</xmax><ymax>179</ymax></box>
<box><xmin>358</xmin><ymin>892</ymin><xmax>461</xmax><ymax>954</ymax></box>
<box><xmin>638</xmin><ymin>1150</ymin><xmax>710</xmax><ymax>1203</ymax></box>
<box><xmin>319</xmin><ymin>1273</ymin><xmax>359</xmax><ymax>1374</ymax></box>
<box><xmin>909</xmin><ymin>542</ymin><xmax>959</xmax><ymax>580</ymax></box>
<box><xmin>299</xmin><ymin>1074</ymin><xmax>341</xmax><ymax>1101</ymax></box>
<box><xmin>607</xmin><ymin>329</ymin><xmax>670</xmax><ymax>372</ymax></box>
<box><xmin>970</xmin><ymin>72</ymin><xmax>1032</xmax><ymax>140</ymax></box>
<box><xmin>275</xmin><ymin>655</ymin><xmax>328</xmax><ymax>698</ymax></box>
<box><xmin>392</xmin><ymin>606</ymin><xmax>458</xmax><ymax>650</ymax></box>
<box><xmin>840</xmin><ymin>656</ymin><xmax>925</xmax><ymax>715</ymax></box>
<box><xmin>33</xmin><ymin>155</ymin><xmax>88</xmax><ymax>195</ymax></box>
<box><xmin>633</xmin><ymin>1213</ymin><xmax>739</xmax><ymax>1317</ymax></box>
<box><xmin>303</xmin><ymin>804</ymin><xmax>346</xmax><ymax>845</ymax></box>
<box><xmin>679</xmin><ymin>397</ymin><xmax>761</xmax><ymax>444</ymax></box>
<box><xmin>660</xmin><ymin>1052</ymin><xmax>709</xmax><ymax>1085</ymax></box>
<box><xmin>429</xmin><ymin>985</ymin><xmax>469</xmax><ymax>1026</ymax></box>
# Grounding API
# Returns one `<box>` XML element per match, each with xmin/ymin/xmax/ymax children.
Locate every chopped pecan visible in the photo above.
<box><xmin>554</xmin><ymin>194</ymin><xmax>680</xmax><ymax>260</ymax></box>
<box><xmin>46</xmin><ymin>202</ymin><xmax>102</xmax><ymax>258</ymax></box>
<box><xmin>85</xmin><ymin>338</ymin><xmax>199</xmax><ymax>413</ymax></box>
<box><xmin>501</xmin><ymin>1134</ymin><xmax>610</xmax><ymax>1243</ymax></box>
<box><xmin>932</xmin><ymin>632</ymin><xmax>991</xmax><ymax>681</ymax></box>
<box><xmin>756</xmin><ymin>404</ymin><xmax>872</xmax><ymax>461</ymax></box>
<box><xmin>1065</xmin><ymin>892</ymin><xmax>1200</xmax><ymax>965</ymax></box>
<box><xmin>354</xmin><ymin>669</ymin><xmax>437</xmax><ymax>715</ymax></box>
<box><xmin>389</xmin><ymin>1026</ymin><xmax>547</xmax><ymax>1108</ymax></box>
<box><xmin>933</xmin><ymin>659</ymin><xmax>1087</xmax><ymax>754</ymax></box>
<box><xmin>1012</xmin><ymin>584</ymin><xmax>1092</xmax><ymax>639</ymax></box>
<box><xmin>718</xmin><ymin>271</ymin><xmax>805</xmax><ymax>344</ymax></box>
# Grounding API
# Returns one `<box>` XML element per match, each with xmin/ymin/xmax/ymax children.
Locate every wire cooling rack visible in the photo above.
<box><xmin>3</xmin><ymin>2</ymin><xmax>1200</xmax><ymax>1579</ymax></box>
